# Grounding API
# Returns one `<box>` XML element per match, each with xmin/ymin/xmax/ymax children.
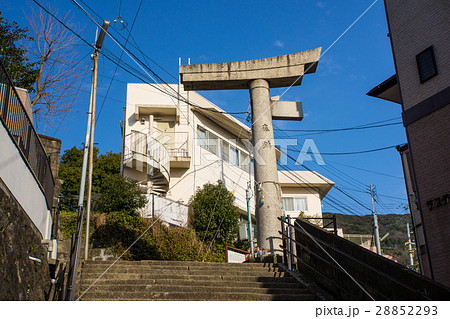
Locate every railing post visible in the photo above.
<box><xmin>287</xmin><ymin>215</ymin><xmax>293</xmax><ymax>271</ymax></box>
<box><xmin>333</xmin><ymin>214</ymin><xmax>337</xmax><ymax>235</ymax></box>
<box><xmin>280</xmin><ymin>216</ymin><xmax>287</xmax><ymax>266</ymax></box>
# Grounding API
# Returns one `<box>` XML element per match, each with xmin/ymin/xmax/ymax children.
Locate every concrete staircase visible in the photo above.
<box><xmin>78</xmin><ymin>260</ymin><xmax>321</xmax><ymax>301</ymax></box>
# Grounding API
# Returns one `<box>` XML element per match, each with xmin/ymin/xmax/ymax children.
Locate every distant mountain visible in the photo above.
<box><xmin>322</xmin><ymin>212</ymin><xmax>416</xmax><ymax>268</ymax></box>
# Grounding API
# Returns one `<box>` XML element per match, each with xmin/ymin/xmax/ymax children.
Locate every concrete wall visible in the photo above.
<box><xmin>140</xmin><ymin>194</ymin><xmax>189</xmax><ymax>227</ymax></box>
<box><xmin>0</xmin><ymin>122</ymin><xmax>51</xmax><ymax>239</ymax></box>
<box><xmin>294</xmin><ymin>219</ymin><xmax>450</xmax><ymax>300</ymax></box>
<box><xmin>39</xmin><ymin>134</ymin><xmax>62</xmax><ymax>208</ymax></box>
<box><xmin>15</xmin><ymin>87</ymin><xmax>33</xmax><ymax>123</ymax></box>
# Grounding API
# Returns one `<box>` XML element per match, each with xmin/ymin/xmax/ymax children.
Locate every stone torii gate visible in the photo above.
<box><xmin>179</xmin><ymin>48</ymin><xmax>321</xmax><ymax>255</ymax></box>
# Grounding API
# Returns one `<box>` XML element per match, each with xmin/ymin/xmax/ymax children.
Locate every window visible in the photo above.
<box><xmin>222</xmin><ymin>140</ymin><xmax>229</xmax><ymax>161</ymax></box>
<box><xmin>197</xmin><ymin>126</ymin><xmax>253</xmax><ymax>172</ymax></box>
<box><xmin>197</xmin><ymin>126</ymin><xmax>207</xmax><ymax>149</ymax></box>
<box><xmin>230</xmin><ymin>146</ymin><xmax>239</xmax><ymax>166</ymax></box>
<box><xmin>416</xmin><ymin>46</ymin><xmax>438</xmax><ymax>83</ymax></box>
<box><xmin>282</xmin><ymin>197</ymin><xmax>307</xmax><ymax>212</ymax></box>
<box><xmin>240</xmin><ymin>152</ymin><xmax>249</xmax><ymax>173</ymax></box>
<box><xmin>207</xmin><ymin>132</ymin><xmax>219</xmax><ymax>155</ymax></box>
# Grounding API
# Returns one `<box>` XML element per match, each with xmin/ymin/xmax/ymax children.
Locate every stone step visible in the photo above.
<box><xmin>80</xmin><ymin>283</ymin><xmax>310</xmax><ymax>295</ymax></box>
<box><xmin>81</xmin><ymin>266</ymin><xmax>285</xmax><ymax>277</ymax></box>
<box><xmin>84</xmin><ymin>260</ymin><xmax>277</xmax><ymax>268</ymax></box>
<box><xmin>79</xmin><ymin>278</ymin><xmax>304</xmax><ymax>289</ymax></box>
<box><xmin>78</xmin><ymin>290</ymin><xmax>317</xmax><ymax>301</ymax></box>
<box><xmin>78</xmin><ymin>260</ymin><xmax>320</xmax><ymax>301</ymax></box>
<box><xmin>80</xmin><ymin>272</ymin><xmax>295</xmax><ymax>282</ymax></box>
<box><xmin>83</xmin><ymin>262</ymin><xmax>279</xmax><ymax>269</ymax></box>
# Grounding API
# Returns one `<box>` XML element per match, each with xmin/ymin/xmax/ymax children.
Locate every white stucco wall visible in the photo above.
<box><xmin>125</xmin><ymin>83</ymin><xmax>255</xmax><ymax>214</ymax></box>
<box><xmin>0</xmin><ymin>122</ymin><xmax>51</xmax><ymax>239</ymax></box>
<box><xmin>124</xmin><ymin>83</ymin><xmax>333</xmax><ymax>225</ymax></box>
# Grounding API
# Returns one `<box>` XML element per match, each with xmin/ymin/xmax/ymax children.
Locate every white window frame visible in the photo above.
<box><xmin>282</xmin><ymin>196</ymin><xmax>308</xmax><ymax>213</ymax></box>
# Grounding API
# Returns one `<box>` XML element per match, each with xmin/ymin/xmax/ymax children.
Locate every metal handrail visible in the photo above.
<box><xmin>0</xmin><ymin>59</ymin><xmax>55</xmax><ymax>209</ymax></box>
<box><xmin>153</xmin><ymin>128</ymin><xmax>189</xmax><ymax>158</ymax></box>
<box><xmin>125</xmin><ymin>130</ymin><xmax>170</xmax><ymax>185</ymax></box>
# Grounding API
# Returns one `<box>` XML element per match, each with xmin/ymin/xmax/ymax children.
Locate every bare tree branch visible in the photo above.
<box><xmin>26</xmin><ymin>5</ymin><xmax>89</xmax><ymax>129</ymax></box>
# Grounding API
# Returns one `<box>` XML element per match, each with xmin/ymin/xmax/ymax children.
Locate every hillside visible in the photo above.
<box><xmin>322</xmin><ymin>213</ymin><xmax>416</xmax><ymax>268</ymax></box>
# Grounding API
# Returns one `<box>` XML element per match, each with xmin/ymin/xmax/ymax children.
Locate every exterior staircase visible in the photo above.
<box><xmin>78</xmin><ymin>260</ymin><xmax>322</xmax><ymax>301</ymax></box>
<box><xmin>124</xmin><ymin>130</ymin><xmax>170</xmax><ymax>195</ymax></box>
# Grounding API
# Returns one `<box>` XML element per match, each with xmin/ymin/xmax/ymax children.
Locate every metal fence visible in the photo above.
<box><xmin>0</xmin><ymin>59</ymin><xmax>54</xmax><ymax>209</ymax></box>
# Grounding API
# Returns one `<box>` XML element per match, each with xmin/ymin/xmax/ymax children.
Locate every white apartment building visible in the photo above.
<box><xmin>122</xmin><ymin>83</ymin><xmax>334</xmax><ymax>237</ymax></box>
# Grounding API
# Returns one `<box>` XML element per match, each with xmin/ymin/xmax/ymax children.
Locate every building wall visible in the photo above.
<box><xmin>406</xmin><ymin>106</ymin><xmax>450</xmax><ymax>284</ymax></box>
<box><xmin>385</xmin><ymin>1</ymin><xmax>450</xmax><ymax>110</ymax></box>
<box><xmin>384</xmin><ymin>0</ymin><xmax>450</xmax><ymax>285</ymax></box>
<box><xmin>280</xmin><ymin>187</ymin><xmax>323</xmax><ymax>219</ymax></box>
<box><xmin>0</xmin><ymin>122</ymin><xmax>52</xmax><ymax>239</ymax></box>
<box><xmin>124</xmin><ymin>83</ymin><xmax>329</xmax><ymax>224</ymax></box>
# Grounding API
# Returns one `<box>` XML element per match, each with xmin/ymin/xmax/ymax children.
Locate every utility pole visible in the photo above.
<box><xmin>370</xmin><ymin>184</ymin><xmax>382</xmax><ymax>255</ymax></box>
<box><xmin>84</xmin><ymin>21</ymin><xmax>110</xmax><ymax>261</ymax></box>
<box><xmin>406</xmin><ymin>223</ymin><xmax>415</xmax><ymax>269</ymax></box>
<box><xmin>66</xmin><ymin>21</ymin><xmax>109</xmax><ymax>301</ymax></box>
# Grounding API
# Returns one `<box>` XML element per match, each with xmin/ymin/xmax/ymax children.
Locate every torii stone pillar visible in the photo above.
<box><xmin>180</xmin><ymin>48</ymin><xmax>321</xmax><ymax>255</ymax></box>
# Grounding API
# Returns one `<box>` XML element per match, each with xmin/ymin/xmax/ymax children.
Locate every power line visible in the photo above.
<box><xmin>69</xmin><ymin>0</ymin><xmax>248</xmax><ymax>116</ymax></box>
<box><xmin>272</xmin><ymin>120</ymin><xmax>402</xmax><ymax>217</ymax></box>
<box><xmin>309</xmin><ymin>144</ymin><xmax>399</xmax><ymax>156</ymax></box>
<box><xmin>325</xmin><ymin>159</ymin><xmax>404</xmax><ymax>180</ymax></box>
<box><xmin>96</xmin><ymin>0</ymin><xmax>144</xmax><ymax>124</ymax></box>
<box><xmin>274</xmin><ymin>120</ymin><xmax>401</xmax><ymax>133</ymax></box>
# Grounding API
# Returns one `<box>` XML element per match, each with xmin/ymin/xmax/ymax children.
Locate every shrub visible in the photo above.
<box><xmin>95</xmin><ymin>175</ymin><xmax>147</xmax><ymax>213</ymax></box>
<box><xmin>189</xmin><ymin>181</ymin><xmax>240</xmax><ymax>246</ymax></box>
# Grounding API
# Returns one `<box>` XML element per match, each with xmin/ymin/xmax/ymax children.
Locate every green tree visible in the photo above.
<box><xmin>189</xmin><ymin>181</ymin><xmax>240</xmax><ymax>245</ymax></box>
<box><xmin>95</xmin><ymin>175</ymin><xmax>147</xmax><ymax>213</ymax></box>
<box><xmin>0</xmin><ymin>12</ymin><xmax>38</xmax><ymax>92</ymax></box>
<box><xmin>58</xmin><ymin>146</ymin><xmax>121</xmax><ymax>211</ymax></box>
<box><xmin>58</xmin><ymin>146</ymin><xmax>85</xmax><ymax>211</ymax></box>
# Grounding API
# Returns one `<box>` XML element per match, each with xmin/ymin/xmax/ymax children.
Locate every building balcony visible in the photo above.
<box><xmin>154</xmin><ymin>129</ymin><xmax>191</xmax><ymax>169</ymax></box>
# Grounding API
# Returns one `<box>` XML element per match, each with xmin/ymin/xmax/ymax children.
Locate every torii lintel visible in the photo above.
<box><xmin>179</xmin><ymin>47</ymin><xmax>321</xmax><ymax>91</ymax></box>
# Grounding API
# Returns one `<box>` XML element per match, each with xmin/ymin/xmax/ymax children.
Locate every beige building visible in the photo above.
<box><xmin>122</xmin><ymin>83</ymin><xmax>334</xmax><ymax>238</ymax></box>
<box><xmin>368</xmin><ymin>1</ymin><xmax>450</xmax><ymax>285</ymax></box>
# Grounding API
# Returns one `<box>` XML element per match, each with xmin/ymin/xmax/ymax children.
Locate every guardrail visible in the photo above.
<box><xmin>0</xmin><ymin>59</ymin><xmax>54</xmax><ymax>209</ymax></box>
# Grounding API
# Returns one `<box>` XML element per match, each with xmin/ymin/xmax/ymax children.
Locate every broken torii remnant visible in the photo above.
<box><xmin>180</xmin><ymin>48</ymin><xmax>321</xmax><ymax>255</ymax></box>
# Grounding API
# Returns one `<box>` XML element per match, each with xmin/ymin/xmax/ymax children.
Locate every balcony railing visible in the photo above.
<box><xmin>154</xmin><ymin>128</ymin><xmax>189</xmax><ymax>158</ymax></box>
<box><xmin>0</xmin><ymin>59</ymin><xmax>54</xmax><ymax>209</ymax></box>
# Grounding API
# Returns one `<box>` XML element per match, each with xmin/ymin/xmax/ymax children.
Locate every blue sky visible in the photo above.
<box><xmin>2</xmin><ymin>0</ymin><xmax>409</xmax><ymax>216</ymax></box>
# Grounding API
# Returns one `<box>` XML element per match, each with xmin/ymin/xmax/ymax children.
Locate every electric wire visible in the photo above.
<box><xmin>274</xmin><ymin>121</ymin><xmax>401</xmax><ymax>133</ymax></box>
<box><xmin>70</xmin><ymin>0</ymin><xmax>249</xmax><ymax>116</ymax></box>
<box><xmin>96</xmin><ymin>0</ymin><xmax>144</xmax><ymax>124</ymax></box>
